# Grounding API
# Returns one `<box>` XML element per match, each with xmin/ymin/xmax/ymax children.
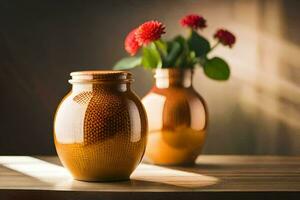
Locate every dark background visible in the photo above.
<box><xmin>0</xmin><ymin>0</ymin><xmax>299</xmax><ymax>155</ymax></box>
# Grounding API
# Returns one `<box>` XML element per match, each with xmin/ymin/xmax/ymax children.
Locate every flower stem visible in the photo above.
<box><xmin>210</xmin><ymin>42</ymin><xmax>220</xmax><ymax>52</ymax></box>
<box><xmin>197</xmin><ymin>57</ymin><xmax>206</xmax><ymax>66</ymax></box>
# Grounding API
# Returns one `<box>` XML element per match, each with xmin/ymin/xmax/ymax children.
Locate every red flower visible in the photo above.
<box><xmin>214</xmin><ymin>29</ymin><xmax>236</xmax><ymax>47</ymax></box>
<box><xmin>135</xmin><ymin>20</ymin><xmax>166</xmax><ymax>45</ymax></box>
<box><xmin>124</xmin><ymin>28</ymin><xmax>141</xmax><ymax>56</ymax></box>
<box><xmin>180</xmin><ymin>14</ymin><xmax>207</xmax><ymax>30</ymax></box>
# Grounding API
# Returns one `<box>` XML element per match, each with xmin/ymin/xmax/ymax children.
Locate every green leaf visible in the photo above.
<box><xmin>174</xmin><ymin>35</ymin><xmax>187</xmax><ymax>49</ymax></box>
<box><xmin>172</xmin><ymin>36</ymin><xmax>188</xmax><ymax>68</ymax></box>
<box><xmin>113</xmin><ymin>57</ymin><xmax>141</xmax><ymax>70</ymax></box>
<box><xmin>185</xmin><ymin>51</ymin><xmax>197</xmax><ymax>67</ymax></box>
<box><xmin>203</xmin><ymin>57</ymin><xmax>230</xmax><ymax>80</ymax></box>
<box><xmin>164</xmin><ymin>41</ymin><xmax>181</xmax><ymax>67</ymax></box>
<box><xmin>172</xmin><ymin>36</ymin><xmax>197</xmax><ymax>68</ymax></box>
<box><xmin>141</xmin><ymin>43</ymin><xmax>162</xmax><ymax>69</ymax></box>
<box><xmin>154</xmin><ymin>40</ymin><xmax>167</xmax><ymax>57</ymax></box>
<box><xmin>187</xmin><ymin>30</ymin><xmax>211</xmax><ymax>57</ymax></box>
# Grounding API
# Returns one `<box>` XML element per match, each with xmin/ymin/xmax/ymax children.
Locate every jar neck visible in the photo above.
<box><xmin>69</xmin><ymin>70</ymin><xmax>133</xmax><ymax>93</ymax></box>
<box><xmin>154</xmin><ymin>68</ymin><xmax>193</xmax><ymax>89</ymax></box>
<box><xmin>72</xmin><ymin>83</ymin><xmax>130</xmax><ymax>93</ymax></box>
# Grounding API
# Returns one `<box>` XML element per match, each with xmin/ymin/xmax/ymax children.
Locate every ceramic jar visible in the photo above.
<box><xmin>142</xmin><ymin>69</ymin><xmax>208</xmax><ymax>165</ymax></box>
<box><xmin>54</xmin><ymin>71</ymin><xmax>147</xmax><ymax>181</ymax></box>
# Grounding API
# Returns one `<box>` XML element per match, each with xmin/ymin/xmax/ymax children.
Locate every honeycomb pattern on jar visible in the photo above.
<box><xmin>73</xmin><ymin>91</ymin><xmax>93</xmax><ymax>105</ymax></box>
<box><xmin>83</xmin><ymin>88</ymin><xmax>131</xmax><ymax>145</ymax></box>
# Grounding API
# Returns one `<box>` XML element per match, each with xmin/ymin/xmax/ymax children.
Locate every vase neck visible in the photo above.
<box><xmin>154</xmin><ymin>68</ymin><xmax>193</xmax><ymax>89</ymax></box>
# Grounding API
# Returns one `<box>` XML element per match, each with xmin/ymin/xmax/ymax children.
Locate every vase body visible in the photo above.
<box><xmin>142</xmin><ymin>69</ymin><xmax>207</xmax><ymax>165</ymax></box>
<box><xmin>54</xmin><ymin>71</ymin><xmax>147</xmax><ymax>181</ymax></box>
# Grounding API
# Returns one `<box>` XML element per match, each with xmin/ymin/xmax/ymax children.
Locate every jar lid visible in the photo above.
<box><xmin>69</xmin><ymin>70</ymin><xmax>133</xmax><ymax>84</ymax></box>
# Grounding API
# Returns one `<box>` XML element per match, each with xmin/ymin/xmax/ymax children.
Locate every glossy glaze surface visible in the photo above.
<box><xmin>54</xmin><ymin>71</ymin><xmax>147</xmax><ymax>181</ymax></box>
<box><xmin>142</xmin><ymin>69</ymin><xmax>208</xmax><ymax>165</ymax></box>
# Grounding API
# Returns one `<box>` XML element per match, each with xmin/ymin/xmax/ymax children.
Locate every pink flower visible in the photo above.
<box><xmin>135</xmin><ymin>20</ymin><xmax>166</xmax><ymax>45</ymax></box>
<box><xmin>124</xmin><ymin>28</ymin><xmax>141</xmax><ymax>56</ymax></box>
<box><xmin>214</xmin><ymin>29</ymin><xmax>236</xmax><ymax>48</ymax></box>
<box><xmin>180</xmin><ymin>14</ymin><xmax>207</xmax><ymax>30</ymax></box>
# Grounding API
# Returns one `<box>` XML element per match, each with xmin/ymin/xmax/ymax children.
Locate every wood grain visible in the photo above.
<box><xmin>0</xmin><ymin>156</ymin><xmax>300</xmax><ymax>200</ymax></box>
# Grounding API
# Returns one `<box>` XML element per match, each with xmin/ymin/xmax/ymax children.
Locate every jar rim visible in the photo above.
<box><xmin>69</xmin><ymin>70</ymin><xmax>133</xmax><ymax>84</ymax></box>
<box><xmin>154</xmin><ymin>68</ymin><xmax>193</xmax><ymax>79</ymax></box>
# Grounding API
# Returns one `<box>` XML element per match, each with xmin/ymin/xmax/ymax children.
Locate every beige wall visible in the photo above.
<box><xmin>0</xmin><ymin>0</ymin><xmax>299</xmax><ymax>154</ymax></box>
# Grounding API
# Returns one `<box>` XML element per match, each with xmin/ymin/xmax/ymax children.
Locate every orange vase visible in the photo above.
<box><xmin>142</xmin><ymin>69</ymin><xmax>208</xmax><ymax>165</ymax></box>
<box><xmin>54</xmin><ymin>71</ymin><xmax>147</xmax><ymax>181</ymax></box>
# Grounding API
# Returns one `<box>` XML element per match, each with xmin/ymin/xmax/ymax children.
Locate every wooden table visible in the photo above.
<box><xmin>0</xmin><ymin>156</ymin><xmax>299</xmax><ymax>199</ymax></box>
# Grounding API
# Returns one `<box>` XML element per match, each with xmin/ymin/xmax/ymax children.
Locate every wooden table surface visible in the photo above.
<box><xmin>0</xmin><ymin>156</ymin><xmax>300</xmax><ymax>200</ymax></box>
